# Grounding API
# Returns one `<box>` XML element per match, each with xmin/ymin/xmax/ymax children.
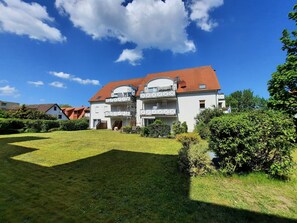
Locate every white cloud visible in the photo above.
<box><xmin>27</xmin><ymin>80</ymin><xmax>44</xmax><ymax>87</ymax></box>
<box><xmin>0</xmin><ymin>0</ymin><xmax>66</xmax><ymax>42</ymax></box>
<box><xmin>190</xmin><ymin>0</ymin><xmax>224</xmax><ymax>32</ymax></box>
<box><xmin>49</xmin><ymin>71</ymin><xmax>100</xmax><ymax>86</ymax></box>
<box><xmin>49</xmin><ymin>81</ymin><xmax>66</xmax><ymax>88</ymax></box>
<box><xmin>115</xmin><ymin>49</ymin><xmax>143</xmax><ymax>66</ymax></box>
<box><xmin>56</xmin><ymin>0</ymin><xmax>217</xmax><ymax>65</ymax></box>
<box><xmin>0</xmin><ymin>80</ymin><xmax>8</xmax><ymax>83</ymax></box>
<box><xmin>0</xmin><ymin>85</ymin><xmax>19</xmax><ymax>96</ymax></box>
<box><xmin>49</xmin><ymin>71</ymin><xmax>71</xmax><ymax>79</ymax></box>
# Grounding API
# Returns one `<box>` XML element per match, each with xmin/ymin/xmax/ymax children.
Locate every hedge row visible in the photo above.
<box><xmin>0</xmin><ymin>118</ymin><xmax>89</xmax><ymax>134</ymax></box>
<box><xmin>209</xmin><ymin>110</ymin><xmax>296</xmax><ymax>179</ymax></box>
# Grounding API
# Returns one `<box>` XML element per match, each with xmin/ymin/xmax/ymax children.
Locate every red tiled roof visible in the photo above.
<box><xmin>89</xmin><ymin>78</ymin><xmax>144</xmax><ymax>102</ymax></box>
<box><xmin>62</xmin><ymin>106</ymin><xmax>90</xmax><ymax>120</ymax></box>
<box><xmin>89</xmin><ymin>66</ymin><xmax>221</xmax><ymax>102</ymax></box>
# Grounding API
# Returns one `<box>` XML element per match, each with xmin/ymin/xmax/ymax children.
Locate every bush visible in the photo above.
<box><xmin>24</xmin><ymin>120</ymin><xmax>43</xmax><ymax>133</ymax></box>
<box><xmin>194</xmin><ymin>108</ymin><xmax>224</xmax><ymax>139</ymax></box>
<box><xmin>172</xmin><ymin>121</ymin><xmax>188</xmax><ymax>136</ymax></box>
<box><xmin>176</xmin><ymin>132</ymin><xmax>201</xmax><ymax>149</ymax></box>
<box><xmin>59</xmin><ymin>119</ymin><xmax>89</xmax><ymax>131</ymax></box>
<box><xmin>140</xmin><ymin>126</ymin><xmax>150</xmax><ymax>137</ymax></box>
<box><xmin>0</xmin><ymin>119</ymin><xmax>24</xmax><ymax>134</ymax></box>
<box><xmin>178</xmin><ymin>143</ymin><xmax>214</xmax><ymax>176</ymax></box>
<box><xmin>41</xmin><ymin>120</ymin><xmax>60</xmax><ymax>132</ymax></box>
<box><xmin>195</xmin><ymin>122</ymin><xmax>211</xmax><ymax>139</ymax></box>
<box><xmin>122</xmin><ymin>125</ymin><xmax>132</xmax><ymax>133</ymax></box>
<box><xmin>147</xmin><ymin>123</ymin><xmax>170</xmax><ymax>138</ymax></box>
<box><xmin>209</xmin><ymin>110</ymin><xmax>296</xmax><ymax>179</ymax></box>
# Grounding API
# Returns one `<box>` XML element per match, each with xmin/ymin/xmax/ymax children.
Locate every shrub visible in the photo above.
<box><xmin>209</xmin><ymin>110</ymin><xmax>296</xmax><ymax>179</ymax></box>
<box><xmin>172</xmin><ymin>121</ymin><xmax>188</xmax><ymax>136</ymax></box>
<box><xmin>41</xmin><ymin>120</ymin><xmax>60</xmax><ymax>132</ymax></box>
<box><xmin>178</xmin><ymin>143</ymin><xmax>214</xmax><ymax>176</ymax></box>
<box><xmin>147</xmin><ymin>123</ymin><xmax>170</xmax><ymax>138</ymax></box>
<box><xmin>195</xmin><ymin>108</ymin><xmax>224</xmax><ymax>125</ymax></box>
<box><xmin>0</xmin><ymin>119</ymin><xmax>24</xmax><ymax>134</ymax></box>
<box><xmin>140</xmin><ymin>126</ymin><xmax>150</xmax><ymax>137</ymax></box>
<box><xmin>122</xmin><ymin>125</ymin><xmax>132</xmax><ymax>133</ymax></box>
<box><xmin>59</xmin><ymin>119</ymin><xmax>89</xmax><ymax>131</ymax></box>
<box><xmin>195</xmin><ymin>122</ymin><xmax>211</xmax><ymax>139</ymax></box>
<box><xmin>176</xmin><ymin>132</ymin><xmax>201</xmax><ymax>149</ymax></box>
<box><xmin>24</xmin><ymin>120</ymin><xmax>43</xmax><ymax>133</ymax></box>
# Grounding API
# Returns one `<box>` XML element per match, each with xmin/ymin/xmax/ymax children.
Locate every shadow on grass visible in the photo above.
<box><xmin>0</xmin><ymin>136</ymin><xmax>296</xmax><ymax>223</ymax></box>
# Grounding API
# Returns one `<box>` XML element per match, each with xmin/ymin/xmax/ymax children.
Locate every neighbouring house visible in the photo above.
<box><xmin>62</xmin><ymin>107</ymin><xmax>90</xmax><ymax>120</ymax></box>
<box><xmin>89</xmin><ymin>66</ymin><xmax>226</xmax><ymax>132</ymax></box>
<box><xmin>0</xmin><ymin>100</ymin><xmax>19</xmax><ymax>110</ymax></box>
<box><xmin>25</xmin><ymin>104</ymin><xmax>69</xmax><ymax>120</ymax></box>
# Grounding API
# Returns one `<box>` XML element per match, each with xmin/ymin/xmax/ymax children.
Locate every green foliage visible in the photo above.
<box><xmin>140</xmin><ymin>126</ymin><xmax>149</xmax><ymax>137</ymax></box>
<box><xmin>0</xmin><ymin>118</ymin><xmax>88</xmax><ymax>134</ymax></box>
<box><xmin>194</xmin><ymin>108</ymin><xmax>224</xmax><ymax>139</ymax></box>
<box><xmin>0</xmin><ymin>119</ymin><xmax>24</xmax><ymax>134</ymax></box>
<box><xmin>41</xmin><ymin>120</ymin><xmax>61</xmax><ymax>132</ymax></box>
<box><xmin>226</xmin><ymin>89</ymin><xmax>267</xmax><ymax>112</ymax></box>
<box><xmin>140</xmin><ymin>121</ymin><xmax>170</xmax><ymax>138</ymax></box>
<box><xmin>59</xmin><ymin>119</ymin><xmax>89</xmax><ymax>131</ymax></box>
<box><xmin>0</xmin><ymin>110</ymin><xmax>10</xmax><ymax>118</ymax></box>
<box><xmin>178</xmin><ymin>143</ymin><xmax>214</xmax><ymax>176</ymax></box>
<box><xmin>209</xmin><ymin>110</ymin><xmax>296</xmax><ymax>179</ymax></box>
<box><xmin>268</xmin><ymin>5</ymin><xmax>297</xmax><ymax>116</ymax></box>
<box><xmin>176</xmin><ymin>132</ymin><xmax>201</xmax><ymax>149</ymax></box>
<box><xmin>172</xmin><ymin>121</ymin><xmax>188</xmax><ymax>136</ymax></box>
<box><xmin>122</xmin><ymin>125</ymin><xmax>132</xmax><ymax>133</ymax></box>
<box><xmin>194</xmin><ymin>122</ymin><xmax>211</xmax><ymax>140</ymax></box>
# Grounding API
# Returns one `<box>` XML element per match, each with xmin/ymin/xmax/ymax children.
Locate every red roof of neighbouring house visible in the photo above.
<box><xmin>89</xmin><ymin>66</ymin><xmax>221</xmax><ymax>102</ymax></box>
<box><xmin>62</xmin><ymin>106</ymin><xmax>90</xmax><ymax>120</ymax></box>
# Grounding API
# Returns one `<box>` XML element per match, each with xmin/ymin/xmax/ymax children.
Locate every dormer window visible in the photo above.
<box><xmin>199</xmin><ymin>84</ymin><xmax>206</xmax><ymax>89</ymax></box>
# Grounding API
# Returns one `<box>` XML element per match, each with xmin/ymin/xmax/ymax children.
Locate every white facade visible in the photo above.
<box><xmin>90</xmin><ymin>80</ymin><xmax>225</xmax><ymax>132</ymax></box>
<box><xmin>46</xmin><ymin>105</ymin><xmax>68</xmax><ymax>120</ymax></box>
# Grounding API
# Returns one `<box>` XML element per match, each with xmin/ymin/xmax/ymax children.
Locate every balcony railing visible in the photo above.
<box><xmin>105</xmin><ymin>111</ymin><xmax>132</xmax><ymax>117</ymax></box>
<box><xmin>140</xmin><ymin>109</ymin><xmax>177</xmax><ymax>116</ymax></box>
<box><xmin>140</xmin><ymin>90</ymin><xmax>176</xmax><ymax>100</ymax></box>
<box><xmin>218</xmin><ymin>94</ymin><xmax>225</xmax><ymax>100</ymax></box>
<box><xmin>105</xmin><ymin>96</ymin><xmax>133</xmax><ymax>104</ymax></box>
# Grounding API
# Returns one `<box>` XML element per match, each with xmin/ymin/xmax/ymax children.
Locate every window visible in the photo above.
<box><xmin>199</xmin><ymin>84</ymin><xmax>206</xmax><ymax>89</ymax></box>
<box><xmin>199</xmin><ymin>100</ymin><xmax>205</xmax><ymax>109</ymax></box>
<box><xmin>54</xmin><ymin>106</ymin><xmax>57</xmax><ymax>111</ymax></box>
<box><xmin>58</xmin><ymin>115</ymin><xmax>62</xmax><ymax>119</ymax></box>
<box><xmin>218</xmin><ymin>102</ymin><xmax>223</xmax><ymax>108</ymax></box>
<box><xmin>95</xmin><ymin>106</ymin><xmax>100</xmax><ymax>113</ymax></box>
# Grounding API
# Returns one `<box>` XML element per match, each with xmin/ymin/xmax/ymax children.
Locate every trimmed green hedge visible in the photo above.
<box><xmin>0</xmin><ymin>118</ymin><xmax>89</xmax><ymax>134</ymax></box>
<box><xmin>209</xmin><ymin>110</ymin><xmax>296</xmax><ymax>179</ymax></box>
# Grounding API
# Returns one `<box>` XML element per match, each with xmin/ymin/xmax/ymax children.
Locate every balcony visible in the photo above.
<box><xmin>105</xmin><ymin>111</ymin><xmax>132</xmax><ymax>117</ymax></box>
<box><xmin>218</xmin><ymin>94</ymin><xmax>225</xmax><ymax>100</ymax></box>
<box><xmin>140</xmin><ymin>90</ymin><xmax>176</xmax><ymax>100</ymax></box>
<box><xmin>105</xmin><ymin>96</ymin><xmax>133</xmax><ymax>104</ymax></box>
<box><xmin>140</xmin><ymin>109</ymin><xmax>177</xmax><ymax>116</ymax></box>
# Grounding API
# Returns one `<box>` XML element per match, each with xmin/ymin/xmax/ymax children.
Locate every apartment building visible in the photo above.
<box><xmin>89</xmin><ymin>66</ymin><xmax>225</xmax><ymax>132</ymax></box>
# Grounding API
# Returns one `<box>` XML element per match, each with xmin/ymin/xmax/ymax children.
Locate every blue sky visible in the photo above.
<box><xmin>0</xmin><ymin>0</ymin><xmax>295</xmax><ymax>106</ymax></box>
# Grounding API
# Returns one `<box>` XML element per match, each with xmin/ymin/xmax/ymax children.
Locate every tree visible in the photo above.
<box><xmin>59</xmin><ymin>104</ymin><xmax>72</xmax><ymax>108</ymax></box>
<box><xmin>268</xmin><ymin>4</ymin><xmax>297</xmax><ymax>116</ymax></box>
<box><xmin>225</xmin><ymin>89</ymin><xmax>267</xmax><ymax>112</ymax></box>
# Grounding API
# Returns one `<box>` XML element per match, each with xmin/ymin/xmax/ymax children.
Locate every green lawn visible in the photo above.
<box><xmin>0</xmin><ymin>130</ymin><xmax>296</xmax><ymax>223</ymax></box>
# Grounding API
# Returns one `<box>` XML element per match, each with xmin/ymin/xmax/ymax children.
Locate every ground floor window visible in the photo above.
<box><xmin>199</xmin><ymin>100</ymin><xmax>205</xmax><ymax>109</ymax></box>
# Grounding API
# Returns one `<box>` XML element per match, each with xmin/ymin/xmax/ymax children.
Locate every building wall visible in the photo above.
<box><xmin>177</xmin><ymin>91</ymin><xmax>218</xmax><ymax>132</ymax></box>
<box><xmin>90</xmin><ymin>91</ymin><xmax>222</xmax><ymax>131</ymax></box>
<box><xmin>46</xmin><ymin>105</ymin><xmax>68</xmax><ymax>120</ymax></box>
<box><xmin>90</xmin><ymin>102</ymin><xmax>111</xmax><ymax>129</ymax></box>
<box><xmin>136</xmin><ymin>99</ymin><xmax>143</xmax><ymax>126</ymax></box>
